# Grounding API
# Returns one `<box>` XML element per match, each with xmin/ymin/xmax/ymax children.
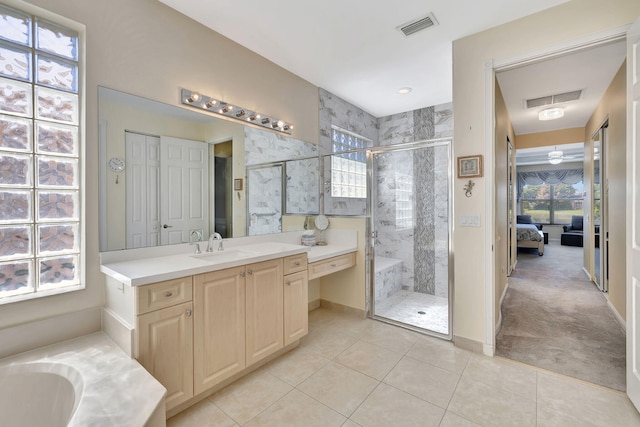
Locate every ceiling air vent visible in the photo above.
<box><xmin>526</xmin><ymin>90</ymin><xmax>583</xmax><ymax>109</ymax></box>
<box><xmin>397</xmin><ymin>13</ymin><xmax>439</xmax><ymax>37</ymax></box>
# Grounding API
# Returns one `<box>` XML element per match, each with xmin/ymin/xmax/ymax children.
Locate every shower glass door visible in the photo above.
<box><xmin>370</xmin><ymin>140</ymin><xmax>452</xmax><ymax>338</ymax></box>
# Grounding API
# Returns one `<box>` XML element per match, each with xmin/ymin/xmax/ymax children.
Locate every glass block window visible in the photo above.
<box><xmin>395</xmin><ymin>172</ymin><xmax>413</xmax><ymax>229</ymax></box>
<box><xmin>0</xmin><ymin>4</ymin><xmax>82</xmax><ymax>302</ymax></box>
<box><xmin>330</xmin><ymin>126</ymin><xmax>369</xmax><ymax>199</ymax></box>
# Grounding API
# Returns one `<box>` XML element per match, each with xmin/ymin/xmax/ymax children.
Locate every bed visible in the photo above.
<box><xmin>517</xmin><ymin>223</ymin><xmax>544</xmax><ymax>256</ymax></box>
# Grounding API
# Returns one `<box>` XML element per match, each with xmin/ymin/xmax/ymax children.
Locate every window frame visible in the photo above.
<box><xmin>0</xmin><ymin>1</ymin><xmax>85</xmax><ymax>305</ymax></box>
<box><xmin>520</xmin><ymin>181</ymin><xmax>584</xmax><ymax>225</ymax></box>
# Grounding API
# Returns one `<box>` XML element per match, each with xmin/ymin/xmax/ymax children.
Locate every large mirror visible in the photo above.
<box><xmin>98</xmin><ymin>87</ymin><xmax>319</xmax><ymax>252</ymax></box>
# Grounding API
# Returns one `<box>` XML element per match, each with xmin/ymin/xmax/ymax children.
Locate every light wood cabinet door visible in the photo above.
<box><xmin>245</xmin><ymin>258</ymin><xmax>284</xmax><ymax>366</ymax></box>
<box><xmin>193</xmin><ymin>266</ymin><xmax>246</xmax><ymax>394</ymax></box>
<box><xmin>137</xmin><ymin>301</ymin><xmax>193</xmax><ymax>410</ymax></box>
<box><xmin>284</xmin><ymin>270</ymin><xmax>309</xmax><ymax>346</ymax></box>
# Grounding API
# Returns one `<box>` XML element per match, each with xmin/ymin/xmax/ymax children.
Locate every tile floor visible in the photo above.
<box><xmin>374</xmin><ymin>289</ymin><xmax>449</xmax><ymax>334</ymax></box>
<box><xmin>167</xmin><ymin>308</ymin><xmax>640</xmax><ymax>427</ymax></box>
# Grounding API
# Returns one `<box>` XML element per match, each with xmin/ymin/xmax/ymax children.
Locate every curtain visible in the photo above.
<box><xmin>517</xmin><ymin>168</ymin><xmax>583</xmax><ymax>199</ymax></box>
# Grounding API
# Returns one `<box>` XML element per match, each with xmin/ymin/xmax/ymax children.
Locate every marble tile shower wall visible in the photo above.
<box><xmin>317</xmin><ymin>89</ymin><xmax>453</xmax><ymax>297</ymax></box>
<box><xmin>319</xmin><ymin>88</ymin><xmax>377</xmax><ymax>216</ymax></box>
<box><xmin>244</xmin><ymin>126</ymin><xmax>317</xmax><ymax>166</ymax></box>
<box><xmin>375</xmin><ymin>105</ymin><xmax>452</xmax><ymax>296</ymax></box>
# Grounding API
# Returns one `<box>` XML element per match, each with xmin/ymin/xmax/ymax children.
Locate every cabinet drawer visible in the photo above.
<box><xmin>308</xmin><ymin>252</ymin><xmax>356</xmax><ymax>280</ymax></box>
<box><xmin>283</xmin><ymin>253</ymin><xmax>308</xmax><ymax>275</ymax></box>
<box><xmin>137</xmin><ymin>276</ymin><xmax>193</xmax><ymax>315</ymax></box>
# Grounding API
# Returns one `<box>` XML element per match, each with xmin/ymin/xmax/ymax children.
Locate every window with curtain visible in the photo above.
<box><xmin>518</xmin><ymin>169</ymin><xmax>584</xmax><ymax>225</ymax></box>
<box><xmin>0</xmin><ymin>4</ymin><xmax>83</xmax><ymax>303</ymax></box>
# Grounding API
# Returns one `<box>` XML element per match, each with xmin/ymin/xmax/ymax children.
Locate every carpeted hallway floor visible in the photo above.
<box><xmin>496</xmin><ymin>241</ymin><xmax>626</xmax><ymax>391</ymax></box>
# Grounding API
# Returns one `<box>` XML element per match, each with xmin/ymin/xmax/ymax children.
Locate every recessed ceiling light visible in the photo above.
<box><xmin>398</xmin><ymin>87</ymin><xmax>412</xmax><ymax>95</ymax></box>
<box><xmin>538</xmin><ymin>107</ymin><xmax>564</xmax><ymax>121</ymax></box>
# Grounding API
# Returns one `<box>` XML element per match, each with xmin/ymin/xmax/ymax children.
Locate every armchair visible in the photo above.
<box><xmin>561</xmin><ymin>215</ymin><xmax>584</xmax><ymax>247</ymax></box>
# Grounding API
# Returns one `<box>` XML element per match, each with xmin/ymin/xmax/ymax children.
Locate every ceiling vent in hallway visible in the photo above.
<box><xmin>397</xmin><ymin>13</ymin><xmax>439</xmax><ymax>37</ymax></box>
<box><xmin>526</xmin><ymin>90</ymin><xmax>583</xmax><ymax>109</ymax></box>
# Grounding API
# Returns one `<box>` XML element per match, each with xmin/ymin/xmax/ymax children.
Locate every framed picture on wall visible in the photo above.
<box><xmin>457</xmin><ymin>155</ymin><xmax>483</xmax><ymax>178</ymax></box>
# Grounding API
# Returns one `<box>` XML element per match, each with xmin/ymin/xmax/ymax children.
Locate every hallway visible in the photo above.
<box><xmin>497</xmin><ymin>242</ymin><xmax>625</xmax><ymax>391</ymax></box>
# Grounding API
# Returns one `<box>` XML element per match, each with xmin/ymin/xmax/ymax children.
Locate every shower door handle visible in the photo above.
<box><xmin>371</xmin><ymin>231</ymin><xmax>377</xmax><ymax>238</ymax></box>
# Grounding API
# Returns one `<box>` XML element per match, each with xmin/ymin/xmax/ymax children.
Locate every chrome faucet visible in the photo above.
<box><xmin>207</xmin><ymin>232</ymin><xmax>224</xmax><ymax>252</ymax></box>
<box><xmin>190</xmin><ymin>230</ymin><xmax>203</xmax><ymax>254</ymax></box>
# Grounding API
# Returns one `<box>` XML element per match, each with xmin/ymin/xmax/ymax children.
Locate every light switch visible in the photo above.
<box><xmin>461</xmin><ymin>214</ymin><xmax>481</xmax><ymax>227</ymax></box>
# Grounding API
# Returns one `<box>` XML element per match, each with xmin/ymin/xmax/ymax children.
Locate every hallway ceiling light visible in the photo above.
<box><xmin>538</xmin><ymin>107</ymin><xmax>564</xmax><ymax>121</ymax></box>
<box><xmin>398</xmin><ymin>87</ymin><xmax>412</xmax><ymax>94</ymax></box>
<box><xmin>548</xmin><ymin>147</ymin><xmax>564</xmax><ymax>164</ymax></box>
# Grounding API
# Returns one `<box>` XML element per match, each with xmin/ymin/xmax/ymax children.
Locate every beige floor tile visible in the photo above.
<box><xmin>208</xmin><ymin>369</ymin><xmax>292</xmax><ymax>425</ymax></box>
<box><xmin>263</xmin><ymin>345</ymin><xmax>330</xmax><ymax>386</ymax></box>
<box><xmin>439</xmin><ymin>411</ymin><xmax>482</xmax><ymax>427</ymax></box>
<box><xmin>448</xmin><ymin>376</ymin><xmax>536</xmax><ymax>427</ymax></box>
<box><xmin>308</xmin><ymin>308</ymin><xmax>339</xmax><ymax>330</ymax></box>
<box><xmin>383</xmin><ymin>355</ymin><xmax>459</xmax><ymax>408</ymax></box>
<box><xmin>359</xmin><ymin>322</ymin><xmax>420</xmax><ymax>354</ymax></box>
<box><xmin>297</xmin><ymin>361</ymin><xmax>379</xmax><ymax>417</ymax></box>
<box><xmin>536</xmin><ymin>371</ymin><xmax>640</xmax><ymax>427</ymax></box>
<box><xmin>350</xmin><ymin>383</ymin><xmax>444</xmax><ymax>427</ymax></box>
<box><xmin>243</xmin><ymin>389</ymin><xmax>346</xmax><ymax>427</ymax></box>
<box><xmin>406</xmin><ymin>335</ymin><xmax>471</xmax><ymax>374</ymax></box>
<box><xmin>462</xmin><ymin>354</ymin><xmax>537</xmax><ymax>401</ymax></box>
<box><xmin>335</xmin><ymin>340</ymin><xmax>404</xmax><ymax>380</ymax></box>
<box><xmin>167</xmin><ymin>399</ymin><xmax>238</xmax><ymax>427</ymax></box>
<box><xmin>299</xmin><ymin>327</ymin><xmax>360</xmax><ymax>359</ymax></box>
<box><xmin>342</xmin><ymin>420</ymin><xmax>363</xmax><ymax>427</ymax></box>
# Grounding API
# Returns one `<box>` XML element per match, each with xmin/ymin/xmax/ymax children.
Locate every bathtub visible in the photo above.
<box><xmin>0</xmin><ymin>333</ymin><xmax>166</xmax><ymax>426</ymax></box>
<box><xmin>0</xmin><ymin>362</ymin><xmax>82</xmax><ymax>426</ymax></box>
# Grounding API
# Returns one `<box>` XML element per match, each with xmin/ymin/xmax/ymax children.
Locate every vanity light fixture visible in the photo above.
<box><xmin>180</xmin><ymin>88</ymin><xmax>294</xmax><ymax>134</ymax></box>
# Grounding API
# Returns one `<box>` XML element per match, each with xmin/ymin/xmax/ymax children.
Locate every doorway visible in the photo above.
<box><xmin>369</xmin><ymin>139</ymin><xmax>452</xmax><ymax>338</ymax></box>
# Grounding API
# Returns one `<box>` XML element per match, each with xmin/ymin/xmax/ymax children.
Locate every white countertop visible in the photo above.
<box><xmin>101</xmin><ymin>230</ymin><xmax>358</xmax><ymax>286</ymax></box>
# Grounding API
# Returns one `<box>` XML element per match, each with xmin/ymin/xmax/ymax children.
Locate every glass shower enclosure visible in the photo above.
<box><xmin>369</xmin><ymin>139</ymin><xmax>452</xmax><ymax>338</ymax></box>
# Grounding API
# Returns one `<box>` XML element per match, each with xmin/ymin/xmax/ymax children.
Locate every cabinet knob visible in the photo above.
<box><xmin>294</xmin><ymin>261</ymin><xmax>301</xmax><ymax>266</ymax></box>
<box><xmin>186</xmin><ymin>309</ymin><xmax>192</xmax><ymax>317</ymax></box>
<box><xmin>240</xmin><ymin>271</ymin><xmax>246</xmax><ymax>278</ymax></box>
<box><xmin>164</xmin><ymin>291</ymin><xmax>173</xmax><ymax>297</ymax></box>
<box><xmin>331</xmin><ymin>263</ymin><xmax>337</xmax><ymax>267</ymax></box>
<box><xmin>286</xmin><ymin>281</ymin><xmax>291</xmax><ymax>286</ymax></box>
<box><xmin>248</xmin><ymin>269</ymin><xmax>253</xmax><ymax>275</ymax></box>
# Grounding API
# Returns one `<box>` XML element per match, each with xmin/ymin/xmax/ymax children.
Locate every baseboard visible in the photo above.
<box><xmin>607</xmin><ymin>300</ymin><xmax>626</xmax><ymax>333</ymax></box>
<box><xmin>308</xmin><ymin>299</ymin><xmax>321</xmax><ymax>312</ymax></box>
<box><xmin>495</xmin><ymin>280</ymin><xmax>510</xmax><ymax>336</ymax></box>
<box><xmin>102</xmin><ymin>307</ymin><xmax>134</xmax><ymax>357</ymax></box>
<box><xmin>582</xmin><ymin>266</ymin><xmax>592</xmax><ymax>281</ymax></box>
<box><xmin>453</xmin><ymin>335</ymin><xmax>484</xmax><ymax>353</ymax></box>
<box><xmin>319</xmin><ymin>299</ymin><xmax>366</xmax><ymax>318</ymax></box>
<box><xmin>0</xmin><ymin>307</ymin><xmax>102</xmax><ymax>359</ymax></box>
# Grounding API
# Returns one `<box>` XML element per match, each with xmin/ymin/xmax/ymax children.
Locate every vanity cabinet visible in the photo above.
<box><xmin>284</xmin><ymin>269</ymin><xmax>308</xmax><ymax>345</ymax></box>
<box><xmin>245</xmin><ymin>259</ymin><xmax>284</xmax><ymax>365</ymax></box>
<box><xmin>136</xmin><ymin>277</ymin><xmax>194</xmax><ymax>410</ymax></box>
<box><xmin>118</xmin><ymin>254</ymin><xmax>309</xmax><ymax>413</ymax></box>
<box><xmin>193</xmin><ymin>265</ymin><xmax>246</xmax><ymax>395</ymax></box>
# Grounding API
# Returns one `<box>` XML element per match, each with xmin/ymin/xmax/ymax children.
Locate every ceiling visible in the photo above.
<box><xmin>158</xmin><ymin>0</ymin><xmax>567</xmax><ymax>118</ymax></box>
<box><xmin>496</xmin><ymin>40</ymin><xmax>627</xmax><ymax>135</ymax></box>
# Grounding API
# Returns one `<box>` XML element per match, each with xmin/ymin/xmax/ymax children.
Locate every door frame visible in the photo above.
<box><xmin>484</xmin><ymin>24</ymin><xmax>631</xmax><ymax>356</ymax></box>
<box><xmin>367</xmin><ymin>138</ymin><xmax>454</xmax><ymax>340</ymax></box>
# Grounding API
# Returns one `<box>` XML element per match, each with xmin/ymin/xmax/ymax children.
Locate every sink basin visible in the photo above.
<box><xmin>190</xmin><ymin>249</ymin><xmax>258</xmax><ymax>263</ymax></box>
